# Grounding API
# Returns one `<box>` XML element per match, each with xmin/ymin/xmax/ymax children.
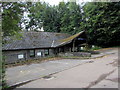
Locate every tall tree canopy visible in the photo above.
<box><xmin>59</xmin><ymin>2</ymin><xmax>82</xmax><ymax>34</ymax></box>
<box><xmin>82</xmin><ymin>2</ymin><xmax>120</xmax><ymax>47</ymax></box>
<box><xmin>26</xmin><ymin>2</ymin><xmax>82</xmax><ymax>34</ymax></box>
<box><xmin>2</xmin><ymin>2</ymin><xmax>25</xmax><ymax>37</ymax></box>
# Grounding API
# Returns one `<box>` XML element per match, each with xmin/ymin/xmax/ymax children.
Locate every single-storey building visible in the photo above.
<box><xmin>2</xmin><ymin>31</ymin><xmax>86</xmax><ymax>63</ymax></box>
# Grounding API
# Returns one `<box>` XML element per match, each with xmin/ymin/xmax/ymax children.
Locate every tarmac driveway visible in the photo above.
<box><xmin>17</xmin><ymin>48</ymin><xmax>119</xmax><ymax>88</ymax></box>
<box><xmin>6</xmin><ymin>48</ymin><xmax>118</xmax><ymax>88</ymax></box>
<box><xmin>6</xmin><ymin>59</ymin><xmax>92</xmax><ymax>86</ymax></box>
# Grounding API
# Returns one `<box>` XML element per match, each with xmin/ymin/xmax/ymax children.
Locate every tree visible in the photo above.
<box><xmin>2</xmin><ymin>2</ymin><xmax>25</xmax><ymax>37</ymax></box>
<box><xmin>1</xmin><ymin>2</ymin><xmax>25</xmax><ymax>89</ymax></box>
<box><xmin>82</xmin><ymin>2</ymin><xmax>120</xmax><ymax>47</ymax></box>
<box><xmin>26</xmin><ymin>2</ymin><xmax>83</xmax><ymax>34</ymax></box>
<box><xmin>26</xmin><ymin>2</ymin><xmax>60</xmax><ymax>32</ymax></box>
<box><xmin>59</xmin><ymin>2</ymin><xmax>82</xmax><ymax>34</ymax></box>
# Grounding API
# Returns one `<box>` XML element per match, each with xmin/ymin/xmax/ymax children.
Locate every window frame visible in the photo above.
<box><xmin>44</xmin><ymin>49</ymin><xmax>49</xmax><ymax>56</ymax></box>
<box><xmin>29</xmin><ymin>50</ymin><xmax>35</xmax><ymax>57</ymax></box>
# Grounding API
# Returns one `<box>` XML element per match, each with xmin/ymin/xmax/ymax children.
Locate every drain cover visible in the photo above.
<box><xmin>88</xmin><ymin>61</ymin><xmax>94</xmax><ymax>63</ymax></box>
<box><xmin>43</xmin><ymin>75</ymin><xmax>55</xmax><ymax>80</ymax></box>
<box><xmin>43</xmin><ymin>75</ymin><xmax>52</xmax><ymax>79</ymax></box>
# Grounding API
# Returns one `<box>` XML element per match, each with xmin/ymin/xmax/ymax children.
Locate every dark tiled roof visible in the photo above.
<box><xmin>2</xmin><ymin>31</ymin><xmax>85</xmax><ymax>50</ymax></box>
<box><xmin>2</xmin><ymin>32</ymin><xmax>70</xmax><ymax>50</ymax></box>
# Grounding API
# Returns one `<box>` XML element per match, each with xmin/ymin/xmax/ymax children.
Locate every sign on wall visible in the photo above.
<box><xmin>37</xmin><ymin>52</ymin><xmax>42</xmax><ymax>56</ymax></box>
<box><xmin>81</xmin><ymin>47</ymin><xmax>84</xmax><ymax>50</ymax></box>
<box><xmin>18</xmin><ymin>54</ymin><xmax>24</xmax><ymax>59</ymax></box>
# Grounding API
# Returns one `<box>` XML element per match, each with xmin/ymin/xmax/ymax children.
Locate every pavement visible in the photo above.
<box><xmin>6</xmin><ymin>48</ymin><xmax>119</xmax><ymax>88</ymax></box>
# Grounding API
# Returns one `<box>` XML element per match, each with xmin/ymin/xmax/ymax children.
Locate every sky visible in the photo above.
<box><xmin>41</xmin><ymin>0</ymin><xmax>91</xmax><ymax>6</ymax></box>
<box><xmin>41</xmin><ymin>0</ymin><xmax>65</xmax><ymax>6</ymax></box>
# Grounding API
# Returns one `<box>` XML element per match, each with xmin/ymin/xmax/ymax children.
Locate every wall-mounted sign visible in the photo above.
<box><xmin>37</xmin><ymin>52</ymin><xmax>42</xmax><ymax>56</ymax></box>
<box><xmin>18</xmin><ymin>54</ymin><xmax>24</xmax><ymax>59</ymax></box>
<box><xmin>92</xmin><ymin>45</ymin><xmax>95</xmax><ymax>48</ymax></box>
<box><xmin>81</xmin><ymin>47</ymin><xmax>84</xmax><ymax>50</ymax></box>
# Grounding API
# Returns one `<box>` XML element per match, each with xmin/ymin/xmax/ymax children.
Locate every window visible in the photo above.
<box><xmin>44</xmin><ymin>49</ymin><xmax>49</xmax><ymax>56</ymax></box>
<box><xmin>18</xmin><ymin>54</ymin><xmax>24</xmax><ymax>59</ymax></box>
<box><xmin>29</xmin><ymin>50</ymin><xmax>35</xmax><ymax>57</ymax></box>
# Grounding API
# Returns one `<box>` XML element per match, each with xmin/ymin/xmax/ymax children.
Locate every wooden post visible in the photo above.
<box><xmin>72</xmin><ymin>39</ymin><xmax>75</xmax><ymax>52</ymax></box>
